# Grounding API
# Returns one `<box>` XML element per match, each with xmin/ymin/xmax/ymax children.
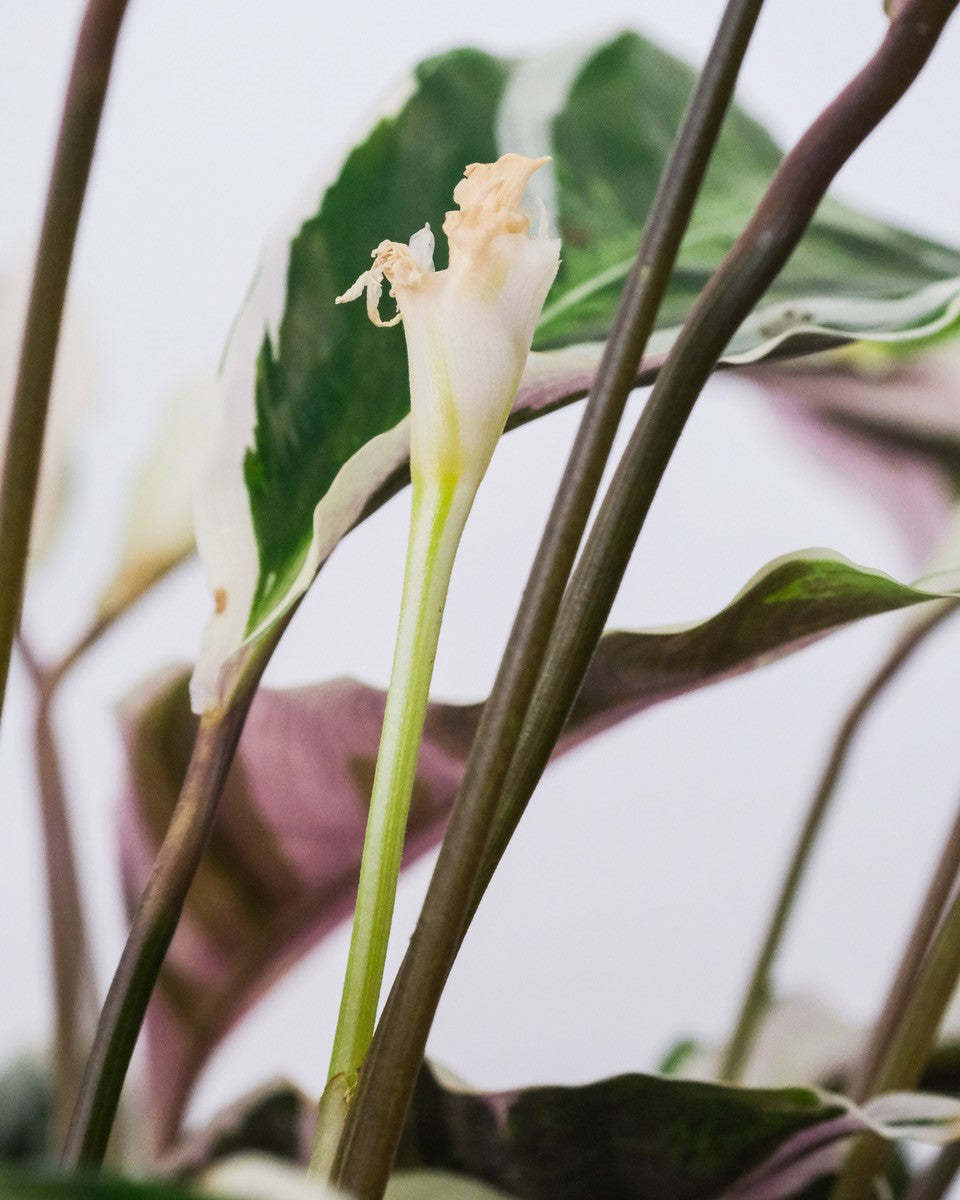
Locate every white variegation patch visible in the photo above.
<box><xmin>496</xmin><ymin>38</ymin><xmax>597</xmax><ymax>222</ymax></box>
<box><xmin>189</xmin><ymin>33</ymin><xmax>960</xmax><ymax>715</ymax></box>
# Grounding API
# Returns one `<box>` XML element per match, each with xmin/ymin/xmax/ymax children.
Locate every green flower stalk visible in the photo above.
<box><xmin>325</xmin><ymin>155</ymin><xmax>560</xmax><ymax>1094</ymax></box>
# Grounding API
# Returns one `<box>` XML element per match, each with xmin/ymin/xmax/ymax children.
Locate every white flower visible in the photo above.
<box><xmin>336</xmin><ymin>153</ymin><xmax>561</xmax><ymax>485</ymax></box>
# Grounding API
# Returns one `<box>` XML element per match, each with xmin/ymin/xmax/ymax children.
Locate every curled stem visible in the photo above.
<box><xmin>335</xmin><ymin>4</ymin><xmax>959</xmax><ymax>1195</ymax></box>
<box><xmin>720</xmin><ymin>601</ymin><xmax>958</xmax><ymax>1082</ymax></box>
<box><xmin>0</xmin><ymin>0</ymin><xmax>129</xmax><ymax>727</ymax></box>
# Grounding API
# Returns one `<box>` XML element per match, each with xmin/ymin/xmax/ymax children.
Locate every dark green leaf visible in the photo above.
<box><xmin>398</xmin><ymin>1064</ymin><xmax>959</xmax><ymax>1200</ymax></box>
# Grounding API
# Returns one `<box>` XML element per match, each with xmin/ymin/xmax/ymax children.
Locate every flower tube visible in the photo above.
<box><xmin>322</xmin><ymin>155</ymin><xmax>559</xmax><ymax>1117</ymax></box>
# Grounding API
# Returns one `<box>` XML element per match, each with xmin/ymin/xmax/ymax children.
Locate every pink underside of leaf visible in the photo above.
<box><xmin>746</xmin><ymin>359</ymin><xmax>958</xmax><ymax>566</ymax></box>
<box><xmin>119</xmin><ymin>676</ymin><xmax>481</xmax><ymax>1151</ymax></box>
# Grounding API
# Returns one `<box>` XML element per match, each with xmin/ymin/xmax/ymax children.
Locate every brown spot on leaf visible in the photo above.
<box><xmin>214</xmin><ymin>588</ymin><xmax>228</xmax><ymax>614</ymax></box>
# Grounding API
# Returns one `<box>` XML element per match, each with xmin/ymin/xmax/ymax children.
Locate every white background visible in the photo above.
<box><xmin>2</xmin><ymin>0</ymin><xmax>960</xmax><ymax>1162</ymax></box>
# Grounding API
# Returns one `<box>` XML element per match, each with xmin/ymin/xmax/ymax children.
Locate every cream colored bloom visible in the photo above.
<box><xmin>336</xmin><ymin>153</ymin><xmax>560</xmax><ymax>484</ymax></box>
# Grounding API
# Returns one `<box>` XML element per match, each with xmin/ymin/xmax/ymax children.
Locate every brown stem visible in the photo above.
<box><xmin>905</xmin><ymin>1142</ymin><xmax>960</xmax><ymax>1200</ymax></box>
<box><xmin>14</xmin><ymin>559</ymin><xmax>190</xmax><ymax>1139</ymax></box>
<box><xmin>34</xmin><ymin>686</ymin><xmax>99</xmax><ymax>1145</ymax></box>
<box><xmin>0</xmin><ymin>0</ymin><xmax>130</xmax><ymax>727</ymax></box>
<box><xmin>16</xmin><ymin>629</ymin><xmax>98</xmax><ymax>1143</ymax></box>
<box><xmin>60</xmin><ymin>624</ymin><xmax>285</xmax><ymax>1168</ymax></box>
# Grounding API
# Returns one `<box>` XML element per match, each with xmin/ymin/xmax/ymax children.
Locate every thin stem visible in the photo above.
<box><xmin>16</xmin><ymin>630</ymin><xmax>99</xmax><ymax>1142</ymax></box>
<box><xmin>831</xmin><ymin>879</ymin><xmax>960</xmax><ymax>1200</ymax></box>
<box><xmin>35</xmin><ymin>685</ymin><xmax>99</xmax><ymax>1143</ymax></box>
<box><xmin>324</xmin><ymin>475</ymin><xmax>474</xmax><ymax>1091</ymax></box>
<box><xmin>0</xmin><ymin>0</ymin><xmax>129</xmax><ymax>727</ymax></box>
<box><xmin>852</xmin><ymin>794</ymin><xmax>960</xmax><ymax>1097</ymax></box>
<box><xmin>720</xmin><ymin>602</ymin><xmax>958</xmax><ymax>1082</ymax></box>
<box><xmin>61</xmin><ymin>630</ymin><xmax>281</xmax><ymax>1168</ymax></box>
<box><xmin>14</xmin><ymin>561</ymin><xmax>187</xmax><ymax>1136</ymax></box>
<box><xmin>335</xmin><ymin>5</ymin><xmax>958</xmax><ymax>1195</ymax></box>
<box><xmin>905</xmin><ymin>1142</ymin><xmax>960</xmax><ymax>1200</ymax></box>
<box><xmin>311</xmin><ymin>477</ymin><xmax>475</xmax><ymax>1176</ymax></box>
<box><xmin>47</xmin><ymin>613</ymin><xmax>124</xmax><ymax>690</ymax></box>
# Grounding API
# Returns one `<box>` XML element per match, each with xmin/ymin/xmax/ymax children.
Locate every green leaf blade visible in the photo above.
<box><xmin>242</xmin><ymin>49</ymin><xmax>510</xmax><ymax>633</ymax></box>
<box><xmin>192</xmin><ymin>30</ymin><xmax>960</xmax><ymax>712</ymax></box>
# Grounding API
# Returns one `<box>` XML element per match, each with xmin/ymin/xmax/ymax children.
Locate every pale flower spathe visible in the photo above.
<box><xmin>336</xmin><ymin>154</ymin><xmax>561</xmax><ymax>484</ymax></box>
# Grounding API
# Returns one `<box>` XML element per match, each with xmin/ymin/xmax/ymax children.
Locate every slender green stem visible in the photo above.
<box><xmin>720</xmin><ymin>602</ymin><xmax>958</xmax><ymax>1082</ymax></box>
<box><xmin>314</xmin><ymin>476</ymin><xmax>475</xmax><ymax>1161</ymax></box>
<box><xmin>334</xmin><ymin>0</ymin><xmax>764</xmax><ymax>1183</ymax></box>
<box><xmin>61</xmin><ymin>628</ymin><xmax>283</xmax><ymax>1168</ymax></box>
<box><xmin>0</xmin><ymin>0</ymin><xmax>129</xmax><ymax>728</ymax></box>
<box><xmin>334</xmin><ymin>5</ymin><xmax>957</xmax><ymax>1194</ymax></box>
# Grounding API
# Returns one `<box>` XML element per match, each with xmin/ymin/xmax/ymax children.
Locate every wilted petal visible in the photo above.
<box><xmin>339</xmin><ymin>154</ymin><xmax>560</xmax><ymax>484</ymax></box>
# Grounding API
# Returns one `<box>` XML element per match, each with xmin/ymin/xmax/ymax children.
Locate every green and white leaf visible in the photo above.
<box><xmin>191</xmin><ymin>31</ymin><xmax>960</xmax><ymax>712</ymax></box>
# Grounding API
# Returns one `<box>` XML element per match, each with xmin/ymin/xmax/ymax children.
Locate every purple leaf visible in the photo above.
<box><xmin>749</xmin><ymin>347</ymin><xmax>960</xmax><ymax>565</ymax></box>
